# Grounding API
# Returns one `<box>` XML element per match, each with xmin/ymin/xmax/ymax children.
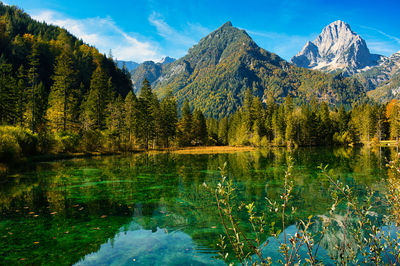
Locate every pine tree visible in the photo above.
<box><xmin>0</xmin><ymin>57</ymin><xmax>16</xmax><ymax>124</ymax></box>
<box><xmin>250</xmin><ymin>97</ymin><xmax>265</xmax><ymax>139</ymax></box>
<box><xmin>105</xmin><ymin>95</ymin><xmax>124</xmax><ymax>150</ymax></box>
<box><xmin>299</xmin><ymin>105</ymin><xmax>318</xmax><ymax>145</ymax></box>
<box><xmin>388</xmin><ymin>101</ymin><xmax>400</xmax><ymax>143</ymax></box>
<box><xmin>46</xmin><ymin>50</ymin><xmax>78</xmax><ymax>132</ymax></box>
<box><xmin>15</xmin><ymin>65</ymin><xmax>27</xmax><ymax>126</ymax></box>
<box><xmin>26</xmin><ymin>42</ymin><xmax>42</xmax><ymax>132</ymax></box>
<box><xmin>192</xmin><ymin>109</ymin><xmax>207</xmax><ymax>145</ymax></box>
<box><xmin>137</xmin><ymin>79</ymin><xmax>158</xmax><ymax>149</ymax></box>
<box><xmin>242</xmin><ymin>87</ymin><xmax>253</xmax><ymax>131</ymax></box>
<box><xmin>285</xmin><ymin>113</ymin><xmax>296</xmax><ymax>146</ymax></box>
<box><xmin>159</xmin><ymin>90</ymin><xmax>178</xmax><ymax>148</ymax></box>
<box><xmin>218</xmin><ymin>117</ymin><xmax>229</xmax><ymax>145</ymax></box>
<box><xmin>228</xmin><ymin>112</ymin><xmax>240</xmax><ymax>145</ymax></box>
<box><xmin>177</xmin><ymin>100</ymin><xmax>193</xmax><ymax>146</ymax></box>
<box><xmin>360</xmin><ymin>104</ymin><xmax>376</xmax><ymax>142</ymax></box>
<box><xmin>81</xmin><ymin>65</ymin><xmax>113</xmax><ymax>130</ymax></box>
<box><xmin>318</xmin><ymin>102</ymin><xmax>332</xmax><ymax>144</ymax></box>
<box><xmin>24</xmin><ymin>81</ymin><xmax>47</xmax><ymax>132</ymax></box>
<box><xmin>206</xmin><ymin>118</ymin><xmax>219</xmax><ymax>145</ymax></box>
<box><xmin>265</xmin><ymin>94</ymin><xmax>277</xmax><ymax>142</ymax></box>
<box><xmin>123</xmin><ymin>91</ymin><xmax>138</xmax><ymax>149</ymax></box>
<box><xmin>375</xmin><ymin>105</ymin><xmax>386</xmax><ymax>141</ymax></box>
<box><xmin>272</xmin><ymin>105</ymin><xmax>285</xmax><ymax>145</ymax></box>
<box><xmin>337</xmin><ymin>105</ymin><xmax>348</xmax><ymax>133</ymax></box>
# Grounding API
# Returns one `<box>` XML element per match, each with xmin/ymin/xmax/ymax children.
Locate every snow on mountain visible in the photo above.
<box><xmin>291</xmin><ymin>20</ymin><xmax>385</xmax><ymax>76</ymax></box>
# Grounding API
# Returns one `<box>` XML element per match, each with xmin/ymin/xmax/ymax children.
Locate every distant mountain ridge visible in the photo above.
<box><xmin>362</xmin><ymin>51</ymin><xmax>400</xmax><ymax>102</ymax></box>
<box><xmin>130</xmin><ymin>57</ymin><xmax>175</xmax><ymax>92</ymax></box>
<box><xmin>359</xmin><ymin>51</ymin><xmax>400</xmax><ymax>89</ymax></box>
<box><xmin>159</xmin><ymin>56</ymin><xmax>176</xmax><ymax>64</ymax></box>
<box><xmin>291</xmin><ymin>20</ymin><xmax>385</xmax><ymax>76</ymax></box>
<box><xmin>116</xmin><ymin>60</ymin><xmax>139</xmax><ymax>72</ymax></box>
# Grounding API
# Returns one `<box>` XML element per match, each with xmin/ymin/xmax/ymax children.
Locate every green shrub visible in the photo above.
<box><xmin>0</xmin><ymin>126</ymin><xmax>38</xmax><ymax>161</ymax></box>
<box><xmin>54</xmin><ymin>132</ymin><xmax>80</xmax><ymax>153</ymax></box>
<box><xmin>36</xmin><ymin>131</ymin><xmax>56</xmax><ymax>154</ymax></box>
<box><xmin>0</xmin><ymin>132</ymin><xmax>22</xmax><ymax>161</ymax></box>
<box><xmin>333</xmin><ymin>131</ymin><xmax>353</xmax><ymax>145</ymax></box>
<box><xmin>81</xmin><ymin>130</ymin><xmax>103</xmax><ymax>152</ymax></box>
<box><xmin>102</xmin><ymin>130</ymin><xmax>122</xmax><ymax>153</ymax></box>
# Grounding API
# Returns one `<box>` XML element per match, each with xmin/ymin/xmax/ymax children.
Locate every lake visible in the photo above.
<box><xmin>0</xmin><ymin>147</ymin><xmax>396</xmax><ymax>265</ymax></box>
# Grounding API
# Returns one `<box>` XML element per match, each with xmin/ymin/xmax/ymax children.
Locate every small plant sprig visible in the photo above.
<box><xmin>210</xmin><ymin>158</ymin><xmax>330</xmax><ymax>265</ymax></box>
<box><xmin>207</xmin><ymin>153</ymin><xmax>400</xmax><ymax>265</ymax></box>
<box><xmin>319</xmin><ymin>155</ymin><xmax>400</xmax><ymax>265</ymax></box>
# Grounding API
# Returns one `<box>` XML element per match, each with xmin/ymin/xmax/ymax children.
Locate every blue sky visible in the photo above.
<box><xmin>3</xmin><ymin>0</ymin><xmax>400</xmax><ymax>62</ymax></box>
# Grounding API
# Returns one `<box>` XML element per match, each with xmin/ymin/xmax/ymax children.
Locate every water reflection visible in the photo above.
<box><xmin>0</xmin><ymin>147</ymin><xmax>395</xmax><ymax>265</ymax></box>
<box><xmin>76</xmin><ymin>221</ymin><xmax>223</xmax><ymax>266</ymax></box>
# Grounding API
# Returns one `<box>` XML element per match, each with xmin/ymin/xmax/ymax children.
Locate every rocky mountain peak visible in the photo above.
<box><xmin>182</xmin><ymin>21</ymin><xmax>255</xmax><ymax>69</ymax></box>
<box><xmin>315</xmin><ymin>20</ymin><xmax>359</xmax><ymax>54</ymax></box>
<box><xmin>220</xmin><ymin>21</ymin><xmax>233</xmax><ymax>28</ymax></box>
<box><xmin>159</xmin><ymin>56</ymin><xmax>176</xmax><ymax>64</ymax></box>
<box><xmin>291</xmin><ymin>20</ymin><xmax>383</xmax><ymax>75</ymax></box>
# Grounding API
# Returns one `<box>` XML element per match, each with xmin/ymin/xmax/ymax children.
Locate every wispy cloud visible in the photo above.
<box><xmin>360</xmin><ymin>25</ymin><xmax>400</xmax><ymax>44</ymax></box>
<box><xmin>148</xmin><ymin>12</ymin><xmax>196</xmax><ymax>46</ymax></box>
<box><xmin>31</xmin><ymin>10</ymin><xmax>161</xmax><ymax>62</ymax></box>
<box><xmin>358</xmin><ymin>25</ymin><xmax>400</xmax><ymax>55</ymax></box>
<box><xmin>187</xmin><ymin>22</ymin><xmax>210</xmax><ymax>37</ymax></box>
<box><xmin>367</xmin><ymin>41</ymin><xmax>399</xmax><ymax>55</ymax></box>
<box><xmin>246</xmin><ymin>30</ymin><xmax>315</xmax><ymax>60</ymax></box>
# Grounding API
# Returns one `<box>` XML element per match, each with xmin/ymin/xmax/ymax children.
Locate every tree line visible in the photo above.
<box><xmin>208</xmin><ymin>89</ymin><xmax>400</xmax><ymax>147</ymax></box>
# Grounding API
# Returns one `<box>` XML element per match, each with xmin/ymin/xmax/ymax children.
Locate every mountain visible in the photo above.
<box><xmin>367</xmin><ymin>73</ymin><xmax>400</xmax><ymax>102</ymax></box>
<box><xmin>149</xmin><ymin>21</ymin><xmax>365</xmax><ymax>117</ymax></box>
<box><xmin>0</xmin><ymin>3</ymin><xmax>132</xmax><ymax>98</ymax></box>
<box><xmin>291</xmin><ymin>20</ymin><xmax>385</xmax><ymax>76</ymax></box>
<box><xmin>159</xmin><ymin>56</ymin><xmax>176</xmax><ymax>64</ymax></box>
<box><xmin>130</xmin><ymin>57</ymin><xmax>176</xmax><ymax>92</ymax></box>
<box><xmin>358</xmin><ymin>51</ymin><xmax>400</xmax><ymax>90</ymax></box>
<box><xmin>116</xmin><ymin>60</ymin><xmax>139</xmax><ymax>72</ymax></box>
<box><xmin>363</xmin><ymin>51</ymin><xmax>400</xmax><ymax>102</ymax></box>
<box><xmin>131</xmin><ymin>61</ymin><xmax>163</xmax><ymax>92</ymax></box>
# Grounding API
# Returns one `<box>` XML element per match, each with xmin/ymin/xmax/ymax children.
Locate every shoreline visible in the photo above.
<box><xmin>0</xmin><ymin>146</ymin><xmax>254</xmax><ymax>175</ymax></box>
<box><xmin>153</xmin><ymin>146</ymin><xmax>256</xmax><ymax>154</ymax></box>
<box><xmin>1</xmin><ymin>142</ymin><xmax>398</xmax><ymax>175</ymax></box>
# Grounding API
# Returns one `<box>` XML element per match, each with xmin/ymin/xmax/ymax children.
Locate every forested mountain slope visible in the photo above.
<box><xmin>149</xmin><ymin>22</ymin><xmax>366</xmax><ymax>117</ymax></box>
<box><xmin>0</xmin><ymin>3</ymin><xmax>132</xmax><ymax>130</ymax></box>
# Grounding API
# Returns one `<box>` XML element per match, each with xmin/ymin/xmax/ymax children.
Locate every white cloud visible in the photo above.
<box><xmin>148</xmin><ymin>12</ymin><xmax>205</xmax><ymax>46</ymax></box>
<box><xmin>358</xmin><ymin>25</ymin><xmax>400</xmax><ymax>56</ymax></box>
<box><xmin>360</xmin><ymin>25</ymin><xmax>400</xmax><ymax>45</ymax></box>
<box><xmin>31</xmin><ymin>10</ymin><xmax>161</xmax><ymax>62</ymax></box>
<box><xmin>367</xmin><ymin>41</ymin><xmax>398</xmax><ymax>55</ymax></box>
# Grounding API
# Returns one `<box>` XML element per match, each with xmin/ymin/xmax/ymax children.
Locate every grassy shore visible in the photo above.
<box><xmin>378</xmin><ymin>140</ymin><xmax>399</xmax><ymax>146</ymax></box>
<box><xmin>158</xmin><ymin>146</ymin><xmax>256</xmax><ymax>154</ymax></box>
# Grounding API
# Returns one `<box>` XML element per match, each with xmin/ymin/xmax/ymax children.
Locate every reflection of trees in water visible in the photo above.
<box><xmin>0</xmin><ymin>146</ymin><xmax>396</xmax><ymax>264</ymax></box>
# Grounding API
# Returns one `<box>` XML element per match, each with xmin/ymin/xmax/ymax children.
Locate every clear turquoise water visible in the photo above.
<box><xmin>0</xmin><ymin>147</ymin><xmax>394</xmax><ymax>265</ymax></box>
